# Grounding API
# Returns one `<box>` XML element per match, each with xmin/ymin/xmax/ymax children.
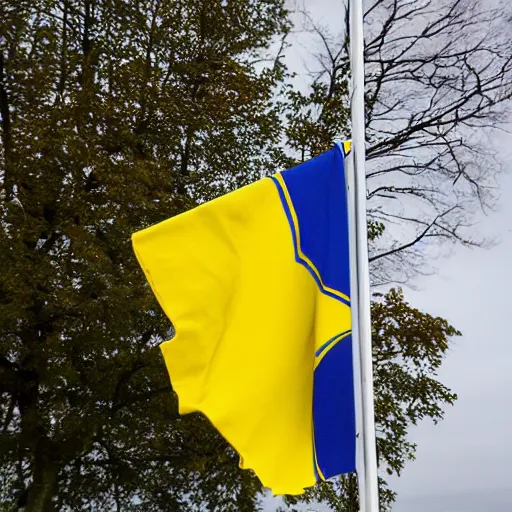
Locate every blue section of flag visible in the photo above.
<box><xmin>315</xmin><ymin>330</ymin><xmax>351</xmax><ymax>357</ymax></box>
<box><xmin>279</xmin><ymin>147</ymin><xmax>351</xmax><ymax>300</ymax></box>
<box><xmin>313</xmin><ymin>333</ymin><xmax>356</xmax><ymax>478</ymax></box>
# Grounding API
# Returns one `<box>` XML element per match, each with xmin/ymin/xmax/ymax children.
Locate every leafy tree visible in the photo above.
<box><xmin>0</xmin><ymin>0</ymin><xmax>288</xmax><ymax>510</ymax></box>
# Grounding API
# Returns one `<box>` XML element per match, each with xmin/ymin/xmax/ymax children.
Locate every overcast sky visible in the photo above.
<box><xmin>261</xmin><ymin>1</ymin><xmax>512</xmax><ymax>510</ymax></box>
<box><xmin>389</xmin><ymin>156</ymin><xmax>512</xmax><ymax>511</ymax></box>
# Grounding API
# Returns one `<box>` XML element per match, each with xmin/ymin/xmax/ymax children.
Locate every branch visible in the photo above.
<box><xmin>111</xmin><ymin>385</ymin><xmax>173</xmax><ymax>415</ymax></box>
<box><xmin>369</xmin><ymin>207</ymin><xmax>457</xmax><ymax>262</ymax></box>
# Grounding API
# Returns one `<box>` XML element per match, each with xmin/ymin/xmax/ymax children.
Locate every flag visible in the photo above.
<box><xmin>132</xmin><ymin>141</ymin><xmax>355</xmax><ymax>495</ymax></box>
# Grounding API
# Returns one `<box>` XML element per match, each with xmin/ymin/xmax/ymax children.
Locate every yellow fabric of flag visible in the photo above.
<box><xmin>132</xmin><ymin>142</ymin><xmax>355</xmax><ymax>495</ymax></box>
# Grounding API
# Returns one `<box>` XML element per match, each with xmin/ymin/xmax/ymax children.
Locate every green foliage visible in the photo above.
<box><xmin>283</xmin><ymin>64</ymin><xmax>351</xmax><ymax>163</ymax></box>
<box><xmin>372</xmin><ymin>288</ymin><xmax>460</xmax><ymax>475</ymax></box>
<box><xmin>368</xmin><ymin>221</ymin><xmax>385</xmax><ymax>242</ymax></box>
<box><xmin>0</xmin><ymin>0</ymin><xmax>288</xmax><ymax>510</ymax></box>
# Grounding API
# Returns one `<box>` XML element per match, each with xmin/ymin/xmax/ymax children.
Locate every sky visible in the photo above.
<box><xmin>261</xmin><ymin>1</ymin><xmax>512</xmax><ymax>511</ymax></box>
<box><xmin>389</xmin><ymin>159</ymin><xmax>512</xmax><ymax>511</ymax></box>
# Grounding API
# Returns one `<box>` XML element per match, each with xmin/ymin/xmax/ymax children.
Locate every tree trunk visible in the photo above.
<box><xmin>23</xmin><ymin>456</ymin><xmax>59</xmax><ymax>512</ymax></box>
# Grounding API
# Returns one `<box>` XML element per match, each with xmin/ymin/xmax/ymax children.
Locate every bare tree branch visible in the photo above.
<box><xmin>290</xmin><ymin>0</ymin><xmax>511</xmax><ymax>282</ymax></box>
<box><xmin>369</xmin><ymin>207</ymin><xmax>460</xmax><ymax>262</ymax></box>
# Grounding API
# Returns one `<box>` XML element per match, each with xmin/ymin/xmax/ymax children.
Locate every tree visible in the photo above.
<box><xmin>286</xmin><ymin>0</ymin><xmax>512</xmax><ymax>285</ymax></box>
<box><xmin>0</xmin><ymin>0</ymin><xmax>288</xmax><ymax>510</ymax></box>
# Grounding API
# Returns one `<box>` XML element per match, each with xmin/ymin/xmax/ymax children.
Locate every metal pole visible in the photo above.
<box><xmin>348</xmin><ymin>0</ymin><xmax>380</xmax><ymax>510</ymax></box>
<box><xmin>346</xmin><ymin>150</ymin><xmax>367</xmax><ymax>512</ymax></box>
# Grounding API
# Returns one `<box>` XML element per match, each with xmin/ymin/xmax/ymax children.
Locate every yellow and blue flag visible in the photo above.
<box><xmin>132</xmin><ymin>141</ymin><xmax>355</xmax><ymax>495</ymax></box>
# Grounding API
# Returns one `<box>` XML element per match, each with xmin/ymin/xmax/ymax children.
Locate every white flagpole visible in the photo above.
<box><xmin>346</xmin><ymin>149</ymin><xmax>367</xmax><ymax>512</ymax></box>
<box><xmin>347</xmin><ymin>0</ymin><xmax>380</xmax><ymax>511</ymax></box>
